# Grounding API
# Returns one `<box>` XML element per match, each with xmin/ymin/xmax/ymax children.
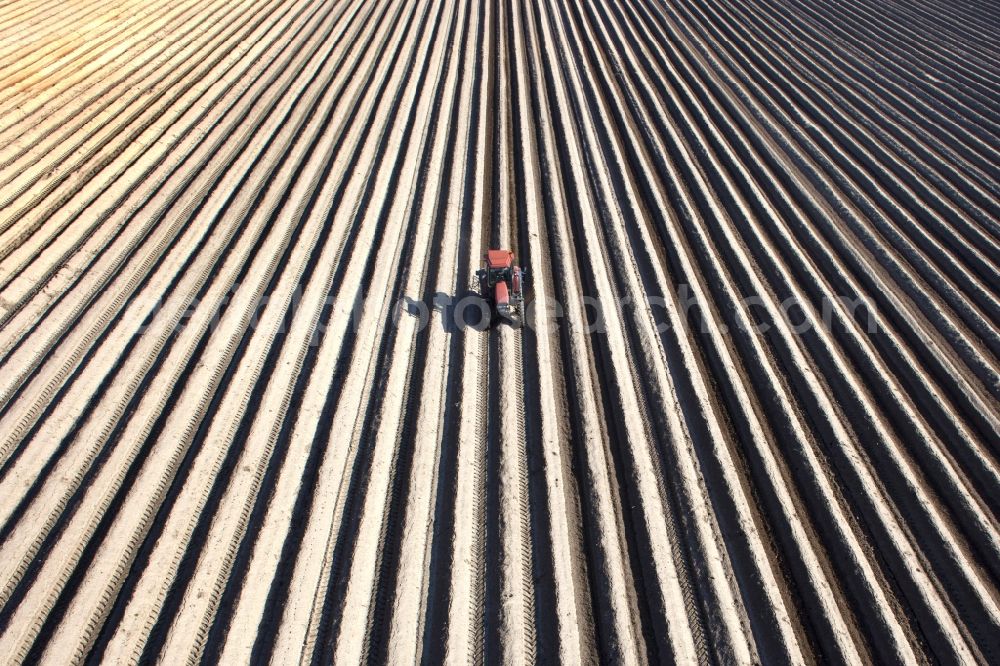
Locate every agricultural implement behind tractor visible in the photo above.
<box><xmin>479</xmin><ymin>249</ymin><xmax>529</xmax><ymax>327</ymax></box>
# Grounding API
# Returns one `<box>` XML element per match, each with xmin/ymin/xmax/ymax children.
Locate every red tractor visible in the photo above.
<box><xmin>479</xmin><ymin>249</ymin><xmax>528</xmax><ymax>327</ymax></box>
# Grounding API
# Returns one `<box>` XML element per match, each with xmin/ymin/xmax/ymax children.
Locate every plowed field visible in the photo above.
<box><xmin>0</xmin><ymin>0</ymin><xmax>998</xmax><ymax>661</ymax></box>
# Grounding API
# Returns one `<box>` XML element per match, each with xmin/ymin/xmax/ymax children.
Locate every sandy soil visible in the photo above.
<box><xmin>0</xmin><ymin>0</ymin><xmax>998</xmax><ymax>662</ymax></box>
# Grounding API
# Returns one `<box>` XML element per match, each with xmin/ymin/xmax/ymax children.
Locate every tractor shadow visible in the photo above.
<box><xmin>399</xmin><ymin>274</ymin><xmax>528</xmax><ymax>336</ymax></box>
<box><xmin>432</xmin><ymin>290</ymin><xmax>491</xmax><ymax>334</ymax></box>
<box><xmin>436</xmin><ymin>290</ymin><xmax>533</xmax><ymax>333</ymax></box>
